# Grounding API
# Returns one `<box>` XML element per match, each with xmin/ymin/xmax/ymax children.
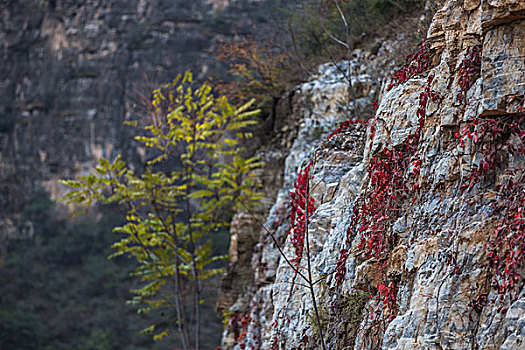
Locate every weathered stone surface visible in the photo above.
<box><xmin>221</xmin><ymin>0</ymin><xmax>525</xmax><ymax>349</ymax></box>
<box><xmin>0</xmin><ymin>0</ymin><xmax>296</xmax><ymax>236</ymax></box>
<box><xmin>481</xmin><ymin>0</ymin><xmax>525</xmax><ymax>29</ymax></box>
<box><xmin>482</xmin><ymin>18</ymin><xmax>525</xmax><ymax>113</ymax></box>
<box><xmin>464</xmin><ymin>0</ymin><xmax>481</xmax><ymax>11</ymax></box>
<box><xmin>1</xmin><ymin>0</ymin><xmax>215</xmax><ymax>217</ymax></box>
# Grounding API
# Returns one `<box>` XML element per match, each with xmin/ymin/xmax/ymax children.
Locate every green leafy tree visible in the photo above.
<box><xmin>60</xmin><ymin>71</ymin><xmax>262</xmax><ymax>349</ymax></box>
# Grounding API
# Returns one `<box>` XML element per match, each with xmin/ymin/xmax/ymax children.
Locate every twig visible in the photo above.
<box><xmin>238</xmin><ymin>199</ymin><xmax>310</xmax><ymax>284</ymax></box>
<box><xmin>305</xmin><ymin>170</ymin><xmax>328</xmax><ymax>350</ymax></box>
<box><xmin>318</xmin><ymin>1</ymin><xmax>359</xmax><ymax>119</ymax></box>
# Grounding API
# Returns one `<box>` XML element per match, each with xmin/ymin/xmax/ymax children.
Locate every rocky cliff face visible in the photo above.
<box><xmin>220</xmin><ymin>0</ymin><xmax>525</xmax><ymax>348</ymax></box>
<box><xmin>0</xmin><ymin>0</ymin><xmax>292</xmax><ymax>237</ymax></box>
<box><xmin>1</xmin><ymin>0</ymin><xmax>210</xmax><ymax>212</ymax></box>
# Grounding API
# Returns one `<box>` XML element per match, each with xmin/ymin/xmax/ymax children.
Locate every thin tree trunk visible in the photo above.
<box><xmin>319</xmin><ymin>0</ymin><xmax>359</xmax><ymax>119</ymax></box>
<box><xmin>170</xmin><ymin>214</ymin><xmax>191</xmax><ymax>349</ymax></box>
<box><xmin>335</xmin><ymin>0</ymin><xmax>358</xmax><ymax>119</ymax></box>
<box><xmin>186</xmin><ymin>123</ymin><xmax>201</xmax><ymax>350</ymax></box>
<box><xmin>153</xmin><ymin>203</ymin><xmax>189</xmax><ymax>350</ymax></box>
<box><xmin>174</xmin><ymin>255</ymin><xmax>190</xmax><ymax>350</ymax></box>
<box><xmin>304</xmin><ymin>174</ymin><xmax>328</xmax><ymax>350</ymax></box>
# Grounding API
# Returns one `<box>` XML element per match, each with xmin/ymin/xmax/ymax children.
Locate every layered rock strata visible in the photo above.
<box><xmin>220</xmin><ymin>0</ymin><xmax>525</xmax><ymax>349</ymax></box>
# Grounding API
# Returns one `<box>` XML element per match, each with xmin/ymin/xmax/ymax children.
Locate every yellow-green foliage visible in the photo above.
<box><xmin>60</xmin><ymin>71</ymin><xmax>263</xmax><ymax>343</ymax></box>
<box><xmin>344</xmin><ymin>290</ymin><xmax>368</xmax><ymax>329</ymax></box>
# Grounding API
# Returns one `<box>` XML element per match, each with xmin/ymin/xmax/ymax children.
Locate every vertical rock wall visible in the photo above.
<box><xmin>0</xmin><ymin>0</ymin><xmax>294</xmax><ymax>236</ymax></box>
<box><xmin>221</xmin><ymin>0</ymin><xmax>525</xmax><ymax>349</ymax></box>
<box><xmin>0</xmin><ymin>0</ymin><xmax>212</xmax><ymax>213</ymax></box>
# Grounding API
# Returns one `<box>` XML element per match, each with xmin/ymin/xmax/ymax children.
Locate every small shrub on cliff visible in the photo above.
<box><xmin>285</xmin><ymin>0</ymin><xmax>431</xmax><ymax>65</ymax></box>
<box><xmin>60</xmin><ymin>71</ymin><xmax>263</xmax><ymax>350</ymax></box>
<box><xmin>214</xmin><ymin>35</ymin><xmax>290</xmax><ymax>112</ymax></box>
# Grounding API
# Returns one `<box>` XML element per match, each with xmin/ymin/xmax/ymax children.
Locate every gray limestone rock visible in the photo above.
<box><xmin>221</xmin><ymin>0</ymin><xmax>525</xmax><ymax>349</ymax></box>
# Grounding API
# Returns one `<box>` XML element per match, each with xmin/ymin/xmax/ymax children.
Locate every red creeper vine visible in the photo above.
<box><xmin>376</xmin><ymin>282</ymin><xmax>399</xmax><ymax>321</ymax></box>
<box><xmin>456</xmin><ymin>45</ymin><xmax>481</xmax><ymax>104</ymax></box>
<box><xmin>387</xmin><ymin>39</ymin><xmax>431</xmax><ymax>91</ymax></box>
<box><xmin>335</xmin><ymin>75</ymin><xmax>440</xmax><ymax>287</ymax></box>
<box><xmin>331</xmin><ymin>70</ymin><xmax>441</xmax><ymax>336</ymax></box>
<box><xmin>288</xmin><ymin>161</ymin><xmax>316</xmax><ymax>272</ymax></box>
<box><xmin>456</xmin><ymin>112</ymin><xmax>525</xmax><ymax>309</ymax></box>
<box><xmin>327</xmin><ymin>101</ymin><xmax>377</xmax><ymax>141</ymax></box>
